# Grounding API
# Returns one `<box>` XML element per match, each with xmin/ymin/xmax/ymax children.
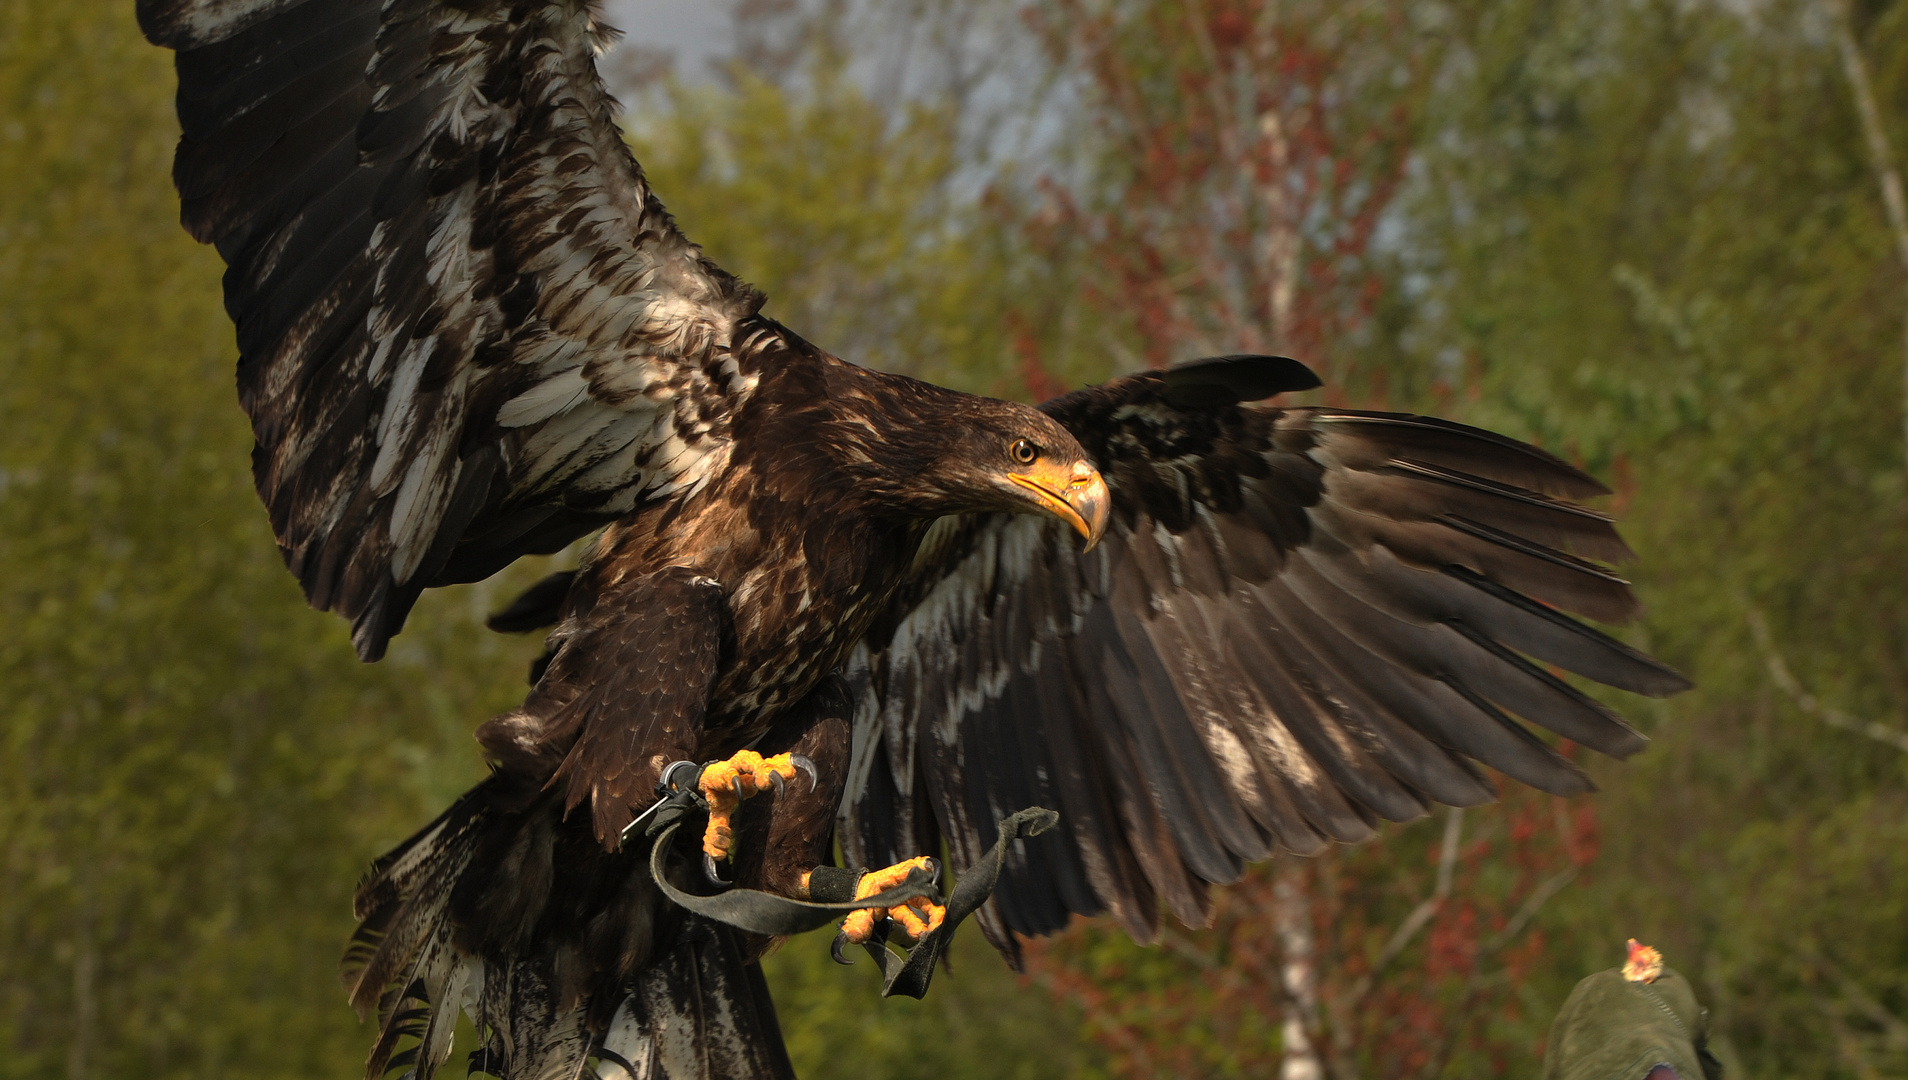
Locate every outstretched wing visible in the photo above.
<box><xmin>142</xmin><ymin>0</ymin><xmax>766</xmax><ymax>657</ymax></box>
<box><xmin>841</xmin><ymin>357</ymin><xmax>1690</xmax><ymax>957</ymax></box>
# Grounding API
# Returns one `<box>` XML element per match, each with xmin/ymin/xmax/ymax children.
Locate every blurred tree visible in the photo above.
<box><xmin>1401</xmin><ymin>0</ymin><xmax>1908</xmax><ymax>1073</ymax></box>
<box><xmin>626</xmin><ymin>46</ymin><xmax>1028</xmax><ymax>394</ymax></box>
<box><xmin>1028</xmin><ymin>783</ymin><xmax>1601</xmax><ymax>1078</ymax></box>
<box><xmin>1</xmin><ymin>3</ymin><xmax>590</xmax><ymax>1077</ymax></box>
<box><xmin>1002</xmin><ymin>0</ymin><xmax>1443</xmax><ymax>398</ymax></box>
<box><xmin>996</xmin><ymin>2</ymin><xmax>1603</xmax><ymax>1076</ymax></box>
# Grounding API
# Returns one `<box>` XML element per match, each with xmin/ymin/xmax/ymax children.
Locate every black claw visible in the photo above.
<box><xmin>769</xmin><ymin>770</ymin><xmax>786</xmax><ymax>799</ymax></box>
<box><xmin>732</xmin><ymin>775</ymin><xmax>748</xmax><ymax>802</ymax></box>
<box><xmin>921</xmin><ymin>857</ymin><xmax>941</xmax><ymax>888</ymax></box>
<box><xmin>831</xmin><ymin>932</ymin><xmax>854</xmax><ymax>966</ymax></box>
<box><xmin>704</xmin><ymin>854</ymin><xmax>731</xmax><ymax>886</ymax></box>
<box><xmin>790</xmin><ymin>754</ymin><xmax>819</xmax><ymax>793</ymax></box>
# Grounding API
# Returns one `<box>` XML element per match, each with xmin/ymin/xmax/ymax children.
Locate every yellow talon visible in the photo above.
<box><xmin>698</xmin><ymin>751</ymin><xmax>805</xmax><ymax>863</ymax></box>
<box><xmin>841</xmin><ymin>907</ymin><xmax>878</xmax><ymax>944</ymax></box>
<box><xmin>888</xmin><ymin>895</ymin><xmax>945</xmax><ymax>942</ymax></box>
<box><xmin>839</xmin><ymin>857</ymin><xmax>945</xmax><ymax>946</ymax></box>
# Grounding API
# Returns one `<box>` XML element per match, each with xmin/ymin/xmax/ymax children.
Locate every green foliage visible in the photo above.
<box><xmin>765</xmin><ymin>926</ymin><xmax>1089</xmax><ymax>1080</ymax></box>
<box><xmin>977</xmin><ymin>0</ymin><xmax>1908</xmax><ymax>1072</ymax></box>
<box><xmin>0</xmin><ymin>3</ymin><xmax>536</xmax><ymax>1075</ymax></box>
<box><xmin>1402</xmin><ymin>0</ymin><xmax>1908</xmax><ymax>1072</ymax></box>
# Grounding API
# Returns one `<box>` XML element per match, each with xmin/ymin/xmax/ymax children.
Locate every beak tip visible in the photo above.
<box><xmin>1072</xmin><ymin>473</ymin><xmax>1111</xmax><ymax>553</ymax></box>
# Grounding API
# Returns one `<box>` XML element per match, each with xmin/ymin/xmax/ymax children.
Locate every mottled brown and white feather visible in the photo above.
<box><xmin>142</xmin><ymin>0</ymin><xmax>768</xmax><ymax>657</ymax></box>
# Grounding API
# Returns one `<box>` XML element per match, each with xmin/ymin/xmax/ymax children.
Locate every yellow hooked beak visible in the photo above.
<box><xmin>1008</xmin><ymin>459</ymin><xmax>1111</xmax><ymax>551</ymax></box>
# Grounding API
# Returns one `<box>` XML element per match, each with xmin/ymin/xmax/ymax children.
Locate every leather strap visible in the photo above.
<box><xmin>648</xmin><ymin>821</ymin><xmax>939</xmax><ymax>937</ymax></box>
<box><xmin>647</xmin><ymin>806</ymin><xmax>1061</xmax><ymax>1000</ymax></box>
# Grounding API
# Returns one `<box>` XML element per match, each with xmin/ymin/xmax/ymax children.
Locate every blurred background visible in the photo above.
<box><xmin>5</xmin><ymin>0</ymin><xmax>1908</xmax><ymax>1076</ymax></box>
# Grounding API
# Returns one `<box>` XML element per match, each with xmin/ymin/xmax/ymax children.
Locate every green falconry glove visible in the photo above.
<box><xmin>1541</xmin><ymin>942</ymin><xmax>1724</xmax><ymax>1080</ymax></box>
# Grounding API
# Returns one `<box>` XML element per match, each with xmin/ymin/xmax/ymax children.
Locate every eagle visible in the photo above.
<box><xmin>138</xmin><ymin>0</ymin><xmax>1690</xmax><ymax>1077</ymax></box>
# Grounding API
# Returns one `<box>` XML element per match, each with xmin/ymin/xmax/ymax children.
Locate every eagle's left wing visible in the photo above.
<box><xmin>142</xmin><ymin>0</ymin><xmax>770</xmax><ymax>659</ymax></box>
<box><xmin>841</xmin><ymin>357</ymin><xmax>1689</xmax><ymax>958</ymax></box>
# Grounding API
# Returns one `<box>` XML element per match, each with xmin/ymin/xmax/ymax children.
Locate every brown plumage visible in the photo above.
<box><xmin>139</xmin><ymin>0</ymin><xmax>1689</xmax><ymax>1077</ymax></box>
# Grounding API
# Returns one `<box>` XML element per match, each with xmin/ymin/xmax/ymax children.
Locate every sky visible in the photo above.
<box><xmin>587</xmin><ymin>0</ymin><xmax>1069</xmax><ymax>186</ymax></box>
<box><xmin>600</xmin><ymin>0</ymin><xmax>733</xmax><ymax>83</ymax></box>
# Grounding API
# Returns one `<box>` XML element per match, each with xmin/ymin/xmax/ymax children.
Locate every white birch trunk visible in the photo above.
<box><xmin>1274</xmin><ymin>859</ymin><xmax>1322</xmax><ymax>1080</ymax></box>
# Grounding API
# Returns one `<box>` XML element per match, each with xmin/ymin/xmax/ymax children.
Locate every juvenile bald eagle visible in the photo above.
<box><xmin>140</xmin><ymin>0</ymin><xmax>1689</xmax><ymax>1076</ymax></box>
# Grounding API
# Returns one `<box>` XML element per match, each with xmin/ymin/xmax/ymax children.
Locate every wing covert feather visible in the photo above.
<box><xmin>478</xmin><ymin>566</ymin><xmax>725</xmax><ymax>849</ymax></box>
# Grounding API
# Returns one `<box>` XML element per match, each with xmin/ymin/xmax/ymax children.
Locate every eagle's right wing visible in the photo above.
<box><xmin>843</xmin><ymin>358</ymin><xmax>1690</xmax><ymax>954</ymax></box>
<box><xmin>143</xmin><ymin>0</ymin><xmax>771</xmax><ymax>658</ymax></box>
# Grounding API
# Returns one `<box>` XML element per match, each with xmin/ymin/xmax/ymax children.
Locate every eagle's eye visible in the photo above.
<box><xmin>1010</xmin><ymin>439</ymin><xmax>1039</xmax><ymax>465</ymax></box>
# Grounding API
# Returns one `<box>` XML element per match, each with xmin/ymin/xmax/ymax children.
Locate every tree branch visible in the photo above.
<box><xmin>1482</xmin><ymin>865</ymin><xmax>1578</xmax><ymax>954</ymax></box>
<box><xmin>1747</xmin><ymin>606</ymin><xmax>1908</xmax><ymax>753</ymax></box>
<box><xmin>1418</xmin><ymin>853</ymin><xmax>1579</xmax><ymax>1079</ymax></box>
<box><xmin>1809</xmin><ymin>948</ymin><xmax>1908</xmax><ymax>1052</ymax></box>
<box><xmin>1342</xmin><ymin>807</ymin><xmax>1465</xmax><ymax>1011</ymax></box>
<box><xmin>1826</xmin><ymin>0</ymin><xmax>1908</xmax><ymax>472</ymax></box>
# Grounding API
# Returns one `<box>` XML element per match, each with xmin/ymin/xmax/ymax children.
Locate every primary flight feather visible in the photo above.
<box><xmin>139</xmin><ymin>0</ymin><xmax>1688</xmax><ymax>1076</ymax></box>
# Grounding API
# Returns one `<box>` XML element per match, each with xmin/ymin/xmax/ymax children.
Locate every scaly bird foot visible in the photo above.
<box><xmin>698</xmin><ymin>750</ymin><xmax>817</xmax><ymax>881</ymax></box>
<box><xmin>836</xmin><ymin>857</ymin><xmax>946</xmax><ymax>953</ymax></box>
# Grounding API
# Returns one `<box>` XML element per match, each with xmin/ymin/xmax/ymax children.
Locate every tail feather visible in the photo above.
<box><xmin>472</xmin><ymin>960</ymin><xmax>595</xmax><ymax>1080</ymax></box>
<box><xmin>419</xmin><ymin>957</ymin><xmax>478</xmax><ymax>1074</ymax></box>
<box><xmin>346</xmin><ymin>781</ymin><xmax>794</xmax><ymax>1080</ymax></box>
<box><xmin>354</xmin><ymin>783</ymin><xmax>495</xmax><ymax>921</ymax></box>
<box><xmin>597</xmin><ymin>918</ymin><xmax>794</xmax><ymax>1080</ymax></box>
<box><xmin>349</xmin><ymin>813</ymin><xmax>484</xmax><ymax>1080</ymax></box>
<box><xmin>352</xmin><ymin>848</ymin><xmax>477</xmax><ymax>1024</ymax></box>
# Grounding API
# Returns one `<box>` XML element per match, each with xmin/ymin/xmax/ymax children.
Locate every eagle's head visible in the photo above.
<box><xmin>828</xmin><ymin>369</ymin><xmax>1110</xmax><ymax>549</ymax></box>
<box><xmin>926</xmin><ymin>402</ymin><xmax>1111</xmax><ymax>549</ymax></box>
